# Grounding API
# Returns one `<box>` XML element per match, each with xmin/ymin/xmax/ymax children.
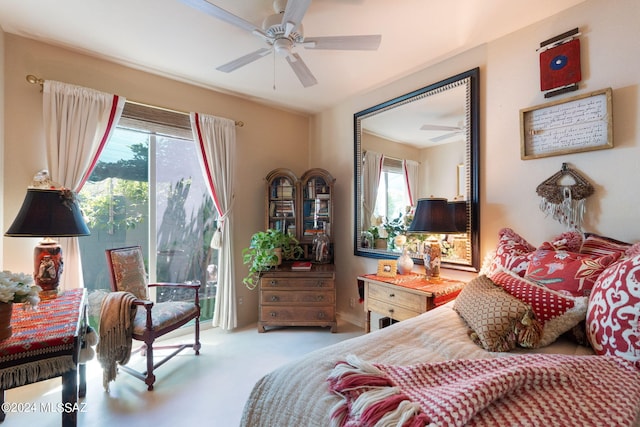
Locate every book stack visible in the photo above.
<box><xmin>291</xmin><ymin>261</ymin><xmax>312</xmax><ymax>271</ymax></box>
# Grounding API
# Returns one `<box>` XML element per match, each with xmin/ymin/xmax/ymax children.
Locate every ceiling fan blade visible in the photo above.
<box><xmin>430</xmin><ymin>132</ymin><xmax>460</xmax><ymax>143</ymax></box>
<box><xmin>282</xmin><ymin>0</ymin><xmax>311</xmax><ymax>37</ymax></box>
<box><xmin>303</xmin><ymin>35</ymin><xmax>382</xmax><ymax>50</ymax></box>
<box><xmin>420</xmin><ymin>124</ymin><xmax>463</xmax><ymax>131</ymax></box>
<box><xmin>216</xmin><ymin>48</ymin><xmax>272</xmax><ymax>73</ymax></box>
<box><xmin>179</xmin><ymin>0</ymin><xmax>267</xmax><ymax>37</ymax></box>
<box><xmin>286</xmin><ymin>53</ymin><xmax>318</xmax><ymax>87</ymax></box>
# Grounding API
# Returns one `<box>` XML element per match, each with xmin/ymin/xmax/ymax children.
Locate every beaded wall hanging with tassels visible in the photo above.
<box><xmin>536</xmin><ymin>163</ymin><xmax>594</xmax><ymax>230</ymax></box>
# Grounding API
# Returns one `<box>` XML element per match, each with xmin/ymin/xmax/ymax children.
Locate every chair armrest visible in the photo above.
<box><xmin>132</xmin><ymin>299</ymin><xmax>154</xmax><ymax>309</ymax></box>
<box><xmin>148</xmin><ymin>282</ymin><xmax>201</xmax><ymax>290</ymax></box>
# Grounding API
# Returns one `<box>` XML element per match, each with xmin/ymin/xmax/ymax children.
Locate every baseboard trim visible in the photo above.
<box><xmin>337</xmin><ymin>311</ymin><xmax>364</xmax><ymax>328</ymax></box>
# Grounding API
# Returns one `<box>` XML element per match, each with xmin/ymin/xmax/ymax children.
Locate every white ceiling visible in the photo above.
<box><xmin>0</xmin><ymin>0</ymin><xmax>584</xmax><ymax>114</ymax></box>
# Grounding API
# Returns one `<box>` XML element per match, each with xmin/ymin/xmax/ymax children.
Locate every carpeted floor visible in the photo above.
<box><xmin>3</xmin><ymin>319</ymin><xmax>363</xmax><ymax>427</ymax></box>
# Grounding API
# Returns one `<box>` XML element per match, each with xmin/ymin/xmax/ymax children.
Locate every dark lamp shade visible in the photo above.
<box><xmin>449</xmin><ymin>200</ymin><xmax>468</xmax><ymax>233</ymax></box>
<box><xmin>5</xmin><ymin>188</ymin><xmax>90</xmax><ymax>237</ymax></box>
<box><xmin>407</xmin><ymin>198</ymin><xmax>457</xmax><ymax>233</ymax></box>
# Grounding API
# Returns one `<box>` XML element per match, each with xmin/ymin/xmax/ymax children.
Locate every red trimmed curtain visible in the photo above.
<box><xmin>43</xmin><ymin>80</ymin><xmax>125</xmax><ymax>290</ymax></box>
<box><xmin>190</xmin><ymin>113</ymin><xmax>237</xmax><ymax>330</ymax></box>
<box><xmin>403</xmin><ymin>159</ymin><xmax>419</xmax><ymax>207</ymax></box>
<box><xmin>362</xmin><ymin>150</ymin><xmax>384</xmax><ymax>230</ymax></box>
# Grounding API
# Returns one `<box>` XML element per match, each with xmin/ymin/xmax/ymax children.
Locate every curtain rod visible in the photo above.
<box><xmin>26</xmin><ymin>74</ymin><xmax>244</xmax><ymax>127</ymax></box>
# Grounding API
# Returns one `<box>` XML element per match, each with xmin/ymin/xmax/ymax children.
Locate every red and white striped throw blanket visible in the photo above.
<box><xmin>327</xmin><ymin>353</ymin><xmax>640</xmax><ymax>427</ymax></box>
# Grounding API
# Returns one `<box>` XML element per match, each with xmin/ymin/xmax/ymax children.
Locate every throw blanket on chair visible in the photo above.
<box><xmin>97</xmin><ymin>291</ymin><xmax>138</xmax><ymax>391</ymax></box>
<box><xmin>328</xmin><ymin>353</ymin><xmax>640</xmax><ymax>427</ymax></box>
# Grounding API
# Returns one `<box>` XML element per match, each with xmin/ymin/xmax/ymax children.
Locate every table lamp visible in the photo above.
<box><xmin>407</xmin><ymin>198</ymin><xmax>457</xmax><ymax>278</ymax></box>
<box><xmin>5</xmin><ymin>175</ymin><xmax>90</xmax><ymax>299</ymax></box>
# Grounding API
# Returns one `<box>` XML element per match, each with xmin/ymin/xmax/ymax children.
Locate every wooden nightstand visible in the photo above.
<box><xmin>357</xmin><ymin>273</ymin><xmax>465</xmax><ymax>333</ymax></box>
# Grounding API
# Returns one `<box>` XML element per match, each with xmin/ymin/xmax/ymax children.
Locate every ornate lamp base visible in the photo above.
<box><xmin>34</xmin><ymin>238</ymin><xmax>63</xmax><ymax>299</ymax></box>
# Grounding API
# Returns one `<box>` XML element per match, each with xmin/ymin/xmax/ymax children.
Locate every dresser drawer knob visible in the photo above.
<box><xmin>316</xmin><ymin>281</ymin><xmax>323</xmax><ymax>287</ymax></box>
<box><xmin>270</xmin><ymin>296</ymin><xmax>279</xmax><ymax>302</ymax></box>
<box><xmin>389</xmin><ymin>293</ymin><xmax>395</xmax><ymax>298</ymax></box>
<box><xmin>270</xmin><ymin>312</ymin><xmax>278</xmax><ymax>317</ymax></box>
<box><xmin>316</xmin><ymin>295</ymin><xmax>324</xmax><ymax>302</ymax></box>
<box><xmin>269</xmin><ymin>280</ymin><xmax>278</xmax><ymax>286</ymax></box>
<box><xmin>388</xmin><ymin>308</ymin><xmax>394</xmax><ymax>314</ymax></box>
<box><xmin>318</xmin><ymin>312</ymin><xmax>326</xmax><ymax>319</ymax></box>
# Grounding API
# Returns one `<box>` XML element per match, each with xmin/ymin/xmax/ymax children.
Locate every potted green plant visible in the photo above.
<box><xmin>242</xmin><ymin>229</ymin><xmax>303</xmax><ymax>289</ymax></box>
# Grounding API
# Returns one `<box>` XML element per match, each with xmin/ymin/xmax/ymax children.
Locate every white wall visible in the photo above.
<box><xmin>312</xmin><ymin>0</ymin><xmax>640</xmax><ymax>326</ymax></box>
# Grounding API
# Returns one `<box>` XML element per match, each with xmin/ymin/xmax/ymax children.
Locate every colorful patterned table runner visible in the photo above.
<box><xmin>0</xmin><ymin>288</ymin><xmax>85</xmax><ymax>389</ymax></box>
<box><xmin>362</xmin><ymin>273</ymin><xmax>465</xmax><ymax>295</ymax></box>
<box><xmin>361</xmin><ymin>273</ymin><xmax>465</xmax><ymax>307</ymax></box>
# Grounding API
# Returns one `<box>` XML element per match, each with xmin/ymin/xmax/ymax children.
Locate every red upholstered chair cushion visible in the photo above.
<box><xmin>586</xmin><ymin>255</ymin><xmax>640</xmax><ymax>365</ymax></box>
<box><xmin>490</xmin><ymin>269</ymin><xmax>588</xmax><ymax>347</ymax></box>
<box><xmin>486</xmin><ymin>228</ymin><xmax>536</xmax><ymax>277</ymax></box>
<box><xmin>525</xmin><ymin>245</ymin><xmax>621</xmax><ymax>297</ymax></box>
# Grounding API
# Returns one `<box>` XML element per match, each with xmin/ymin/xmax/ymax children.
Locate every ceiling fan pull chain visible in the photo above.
<box><xmin>273</xmin><ymin>51</ymin><xmax>277</xmax><ymax>91</ymax></box>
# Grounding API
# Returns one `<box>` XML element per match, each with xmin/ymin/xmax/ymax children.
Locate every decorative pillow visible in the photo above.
<box><xmin>586</xmin><ymin>254</ymin><xmax>640</xmax><ymax>365</ymax></box>
<box><xmin>545</xmin><ymin>230</ymin><xmax>583</xmax><ymax>252</ymax></box>
<box><xmin>453</xmin><ymin>275</ymin><xmax>541</xmax><ymax>352</ymax></box>
<box><xmin>486</xmin><ymin>228</ymin><xmax>536</xmax><ymax>277</ymax></box>
<box><xmin>625</xmin><ymin>242</ymin><xmax>640</xmax><ymax>258</ymax></box>
<box><xmin>580</xmin><ymin>233</ymin><xmax>632</xmax><ymax>258</ymax></box>
<box><xmin>524</xmin><ymin>248</ymin><xmax>621</xmax><ymax>297</ymax></box>
<box><xmin>490</xmin><ymin>269</ymin><xmax>588</xmax><ymax>347</ymax></box>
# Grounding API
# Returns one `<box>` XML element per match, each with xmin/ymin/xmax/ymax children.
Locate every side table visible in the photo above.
<box><xmin>358</xmin><ymin>273</ymin><xmax>465</xmax><ymax>333</ymax></box>
<box><xmin>0</xmin><ymin>288</ymin><xmax>87</xmax><ymax>427</ymax></box>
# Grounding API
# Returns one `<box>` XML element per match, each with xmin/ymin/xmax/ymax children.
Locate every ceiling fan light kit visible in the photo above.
<box><xmin>180</xmin><ymin>0</ymin><xmax>381</xmax><ymax>87</ymax></box>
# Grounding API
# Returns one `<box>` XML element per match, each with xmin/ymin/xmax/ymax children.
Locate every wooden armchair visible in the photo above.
<box><xmin>105</xmin><ymin>246</ymin><xmax>201</xmax><ymax>391</ymax></box>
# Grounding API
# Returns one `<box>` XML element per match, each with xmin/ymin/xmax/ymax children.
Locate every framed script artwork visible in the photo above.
<box><xmin>520</xmin><ymin>88</ymin><xmax>613</xmax><ymax>160</ymax></box>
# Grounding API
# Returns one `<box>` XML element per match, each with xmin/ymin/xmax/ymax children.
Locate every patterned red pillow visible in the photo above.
<box><xmin>545</xmin><ymin>230</ymin><xmax>583</xmax><ymax>252</ymax></box>
<box><xmin>586</xmin><ymin>255</ymin><xmax>640</xmax><ymax>364</ymax></box>
<box><xmin>490</xmin><ymin>269</ymin><xmax>588</xmax><ymax>347</ymax></box>
<box><xmin>525</xmin><ymin>248</ymin><xmax>621</xmax><ymax>297</ymax></box>
<box><xmin>580</xmin><ymin>233</ymin><xmax>632</xmax><ymax>258</ymax></box>
<box><xmin>487</xmin><ymin>228</ymin><xmax>536</xmax><ymax>277</ymax></box>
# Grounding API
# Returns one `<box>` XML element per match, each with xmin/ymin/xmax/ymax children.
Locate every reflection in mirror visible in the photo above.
<box><xmin>354</xmin><ymin>68</ymin><xmax>480</xmax><ymax>271</ymax></box>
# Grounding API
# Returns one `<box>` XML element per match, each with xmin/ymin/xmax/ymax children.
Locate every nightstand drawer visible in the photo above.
<box><xmin>261</xmin><ymin>290</ymin><xmax>335</xmax><ymax>305</ymax></box>
<box><xmin>366</xmin><ymin>297</ymin><xmax>422</xmax><ymax>321</ymax></box>
<box><xmin>368</xmin><ymin>282</ymin><xmax>425</xmax><ymax>312</ymax></box>
<box><xmin>260</xmin><ymin>277</ymin><xmax>334</xmax><ymax>289</ymax></box>
<box><xmin>260</xmin><ymin>306</ymin><xmax>335</xmax><ymax>322</ymax></box>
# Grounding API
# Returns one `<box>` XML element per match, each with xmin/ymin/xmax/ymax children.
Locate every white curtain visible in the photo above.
<box><xmin>190</xmin><ymin>113</ymin><xmax>237</xmax><ymax>330</ymax></box>
<box><xmin>403</xmin><ymin>159</ymin><xmax>420</xmax><ymax>207</ymax></box>
<box><xmin>43</xmin><ymin>80</ymin><xmax>125</xmax><ymax>290</ymax></box>
<box><xmin>362</xmin><ymin>151</ymin><xmax>384</xmax><ymax>230</ymax></box>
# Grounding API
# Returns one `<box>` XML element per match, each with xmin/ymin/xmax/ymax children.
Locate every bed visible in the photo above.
<box><xmin>240</xmin><ymin>229</ymin><xmax>640</xmax><ymax>426</ymax></box>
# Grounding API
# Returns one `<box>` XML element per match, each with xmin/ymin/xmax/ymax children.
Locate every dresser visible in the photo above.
<box><xmin>358</xmin><ymin>273</ymin><xmax>465</xmax><ymax>333</ymax></box>
<box><xmin>259</xmin><ymin>263</ymin><xmax>336</xmax><ymax>333</ymax></box>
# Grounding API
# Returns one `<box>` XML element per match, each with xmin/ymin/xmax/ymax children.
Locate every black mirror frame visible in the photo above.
<box><xmin>353</xmin><ymin>67</ymin><xmax>480</xmax><ymax>272</ymax></box>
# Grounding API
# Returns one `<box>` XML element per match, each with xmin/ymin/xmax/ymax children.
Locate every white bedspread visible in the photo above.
<box><xmin>240</xmin><ymin>302</ymin><xmax>594</xmax><ymax>427</ymax></box>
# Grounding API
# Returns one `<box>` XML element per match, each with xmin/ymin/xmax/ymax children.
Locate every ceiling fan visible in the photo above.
<box><xmin>420</xmin><ymin>124</ymin><xmax>465</xmax><ymax>143</ymax></box>
<box><xmin>179</xmin><ymin>0</ymin><xmax>382</xmax><ymax>87</ymax></box>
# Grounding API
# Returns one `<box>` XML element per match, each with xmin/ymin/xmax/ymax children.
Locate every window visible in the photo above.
<box><xmin>78</xmin><ymin>103</ymin><xmax>217</xmax><ymax>321</ymax></box>
<box><xmin>374</xmin><ymin>156</ymin><xmax>410</xmax><ymax>221</ymax></box>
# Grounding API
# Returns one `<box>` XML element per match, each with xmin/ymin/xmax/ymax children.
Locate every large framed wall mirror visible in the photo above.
<box><xmin>354</xmin><ymin>67</ymin><xmax>480</xmax><ymax>272</ymax></box>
